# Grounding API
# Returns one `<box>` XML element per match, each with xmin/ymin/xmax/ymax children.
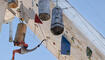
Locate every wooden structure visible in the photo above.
<box><xmin>0</xmin><ymin>0</ymin><xmax>105</xmax><ymax>60</ymax></box>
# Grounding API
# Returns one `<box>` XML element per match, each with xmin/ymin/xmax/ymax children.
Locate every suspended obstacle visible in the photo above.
<box><xmin>8</xmin><ymin>0</ymin><xmax>18</xmax><ymax>8</ymax></box>
<box><xmin>51</xmin><ymin>7</ymin><xmax>64</xmax><ymax>35</ymax></box>
<box><xmin>14</xmin><ymin>23</ymin><xmax>27</xmax><ymax>46</ymax></box>
<box><xmin>38</xmin><ymin>0</ymin><xmax>50</xmax><ymax>21</ymax></box>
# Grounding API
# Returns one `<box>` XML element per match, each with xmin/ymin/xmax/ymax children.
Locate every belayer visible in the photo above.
<box><xmin>12</xmin><ymin>40</ymin><xmax>45</xmax><ymax>60</ymax></box>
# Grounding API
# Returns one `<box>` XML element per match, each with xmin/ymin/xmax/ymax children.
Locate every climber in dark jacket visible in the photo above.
<box><xmin>12</xmin><ymin>40</ymin><xmax>45</xmax><ymax>60</ymax></box>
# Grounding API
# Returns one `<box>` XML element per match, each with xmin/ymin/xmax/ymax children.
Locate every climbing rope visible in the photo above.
<box><xmin>32</xmin><ymin>0</ymin><xmax>35</xmax><ymax>7</ymax></box>
<box><xmin>38</xmin><ymin>24</ymin><xmax>48</xmax><ymax>48</ymax></box>
<box><xmin>56</xmin><ymin>0</ymin><xmax>59</xmax><ymax>8</ymax></box>
<box><xmin>9</xmin><ymin>22</ymin><xmax>13</xmax><ymax>42</ymax></box>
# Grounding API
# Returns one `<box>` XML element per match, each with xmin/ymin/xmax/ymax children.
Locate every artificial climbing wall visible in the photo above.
<box><xmin>17</xmin><ymin>0</ymin><xmax>105</xmax><ymax>60</ymax></box>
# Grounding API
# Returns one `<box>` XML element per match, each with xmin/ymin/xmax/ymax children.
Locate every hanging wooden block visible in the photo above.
<box><xmin>38</xmin><ymin>0</ymin><xmax>50</xmax><ymax>21</ymax></box>
<box><xmin>14</xmin><ymin>23</ymin><xmax>27</xmax><ymax>46</ymax></box>
<box><xmin>8</xmin><ymin>0</ymin><xmax>18</xmax><ymax>8</ymax></box>
<box><xmin>61</xmin><ymin>35</ymin><xmax>71</xmax><ymax>55</ymax></box>
<box><xmin>51</xmin><ymin>7</ymin><xmax>64</xmax><ymax>35</ymax></box>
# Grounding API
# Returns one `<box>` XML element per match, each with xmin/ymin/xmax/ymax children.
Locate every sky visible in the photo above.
<box><xmin>69</xmin><ymin>0</ymin><xmax>105</xmax><ymax>37</ymax></box>
<box><xmin>0</xmin><ymin>0</ymin><xmax>105</xmax><ymax>60</ymax></box>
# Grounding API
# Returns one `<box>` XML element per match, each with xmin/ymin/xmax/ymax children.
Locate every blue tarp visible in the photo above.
<box><xmin>61</xmin><ymin>35</ymin><xmax>71</xmax><ymax>55</ymax></box>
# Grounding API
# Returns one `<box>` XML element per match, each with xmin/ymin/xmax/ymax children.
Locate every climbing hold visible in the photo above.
<box><xmin>86</xmin><ymin>47</ymin><xmax>92</xmax><ymax>59</ymax></box>
<box><xmin>71</xmin><ymin>37</ymin><xmax>74</xmax><ymax>42</ymax></box>
<box><xmin>53</xmin><ymin>42</ymin><xmax>55</xmax><ymax>45</ymax></box>
<box><xmin>34</xmin><ymin>14</ymin><xmax>43</xmax><ymax>24</ymax></box>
